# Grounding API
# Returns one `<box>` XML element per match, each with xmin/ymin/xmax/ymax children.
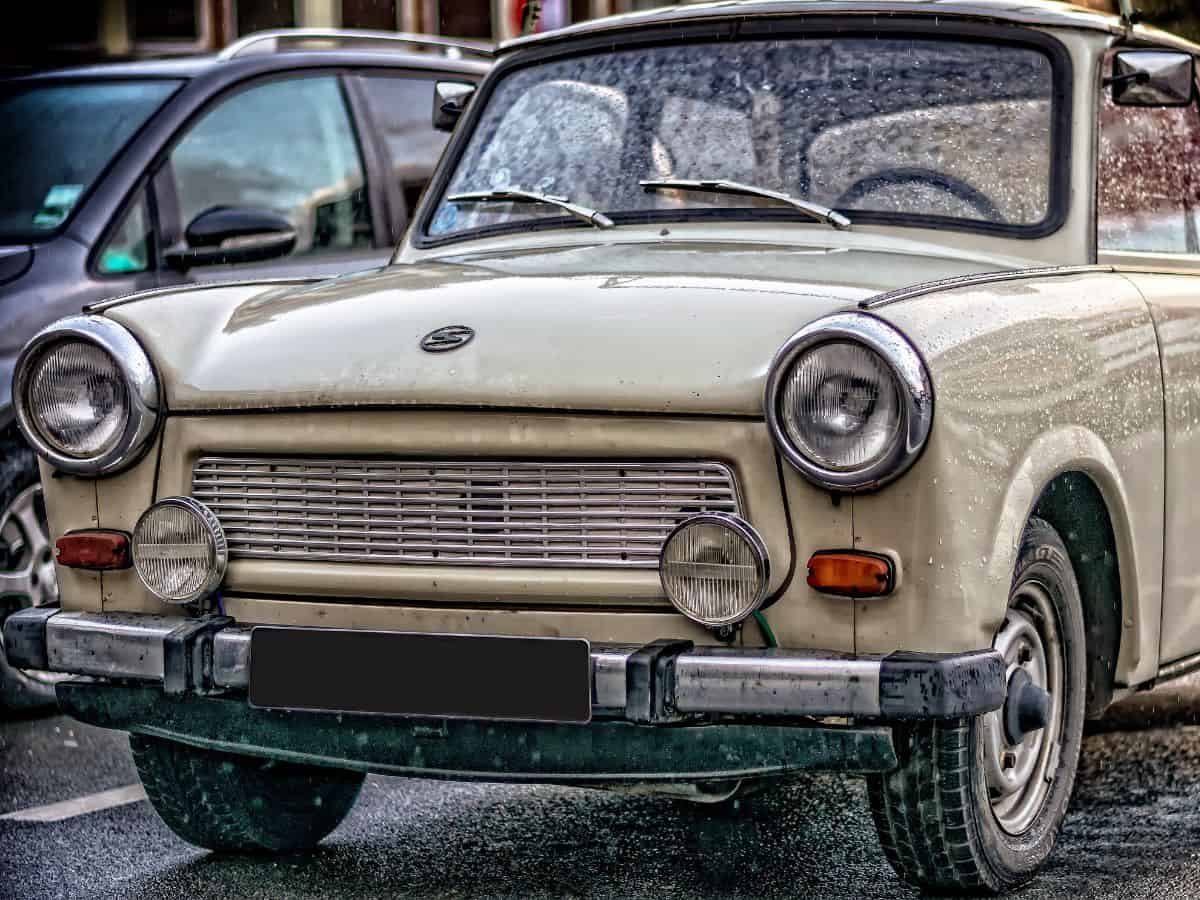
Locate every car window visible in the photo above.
<box><xmin>0</xmin><ymin>79</ymin><xmax>179</xmax><ymax>243</ymax></box>
<box><xmin>429</xmin><ymin>38</ymin><xmax>1057</xmax><ymax>239</ymax></box>
<box><xmin>357</xmin><ymin>75</ymin><xmax>450</xmax><ymax>219</ymax></box>
<box><xmin>465</xmin><ymin>79</ymin><xmax>628</xmax><ymax>212</ymax></box>
<box><xmin>1098</xmin><ymin>59</ymin><xmax>1200</xmax><ymax>254</ymax></box>
<box><xmin>655</xmin><ymin>95</ymin><xmax>756</xmax><ymax>185</ymax></box>
<box><xmin>165</xmin><ymin>76</ymin><xmax>372</xmax><ymax>260</ymax></box>
<box><xmin>96</xmin><ymin>186</ymin><xmax>153</xmax><ymax>275</ymax></box>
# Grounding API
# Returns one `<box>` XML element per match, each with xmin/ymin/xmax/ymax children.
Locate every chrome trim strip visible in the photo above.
<box><xmin>12</xmin><ymin>315</ymin><xmax>160</xmax><ymax>476</ymax></box>
<box><xmin>219</xmin><ymin>28</ymin><xmax>494</xmax><ymax>61</ymax></box>
<box><xmin>860</xmin><ymin>265</ymin><xmax>1114</xmax><ymax>310</ymax></box>
<box><xmin>193</xmin><ymin>457</ymin><xmax>741</xmax><ymax>569</ymax></box>
<box><xmin>82</xmin><ymin>277</ymin><xmax>322</xmax><ymax>314</ymax></box>
<box><xmin>763</xmin><ymin>312</ymin><xmax>933</xmax><ymax>493</ymax></box>
<box><xmin>674</xmin><ymin>649</ymin><xmax>882</xmax><ymax>717</ymax></box>
<box><xmin>39</xmin><ymin>611</ymin><xmax>887</xmax><ymax>718</ymax></box>
<box><xmin>1157</xmin><ymin>650</ymin><xmax>1200</xmax><ymax>683</ymax></box>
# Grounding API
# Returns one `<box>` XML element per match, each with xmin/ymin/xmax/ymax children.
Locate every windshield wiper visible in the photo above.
<box><xmin>640</xmin><ymin>179</ymin><xmax>852</xmax><ymax>231</ymax></box>
<box><xmin>447</xmin><ymin>188</ymin><xmax>615</xmax><ymax>229</ymax></box>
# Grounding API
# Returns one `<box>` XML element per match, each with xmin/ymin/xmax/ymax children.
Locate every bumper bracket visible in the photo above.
<box><xmin>625</xmin><ymin>638</ymin><xmax>694</xmax><ymax>723</ymax></box>
<box><xmin>163</xmin><ymin>615</ymin><xmax>233</xmax><ymax>695</ymax></box>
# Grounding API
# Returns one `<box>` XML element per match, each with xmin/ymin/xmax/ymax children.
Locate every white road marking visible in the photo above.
<box><xmin>0</xmin><ymin>784</ymin><xmax>147</xmax><ymax>823</ymax></box>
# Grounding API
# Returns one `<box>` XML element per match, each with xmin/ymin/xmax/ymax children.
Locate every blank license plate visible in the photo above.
<box><xmin>249</xmin><ymin>627</ymin><xmax>592</xmax><ymax>723</ymax></box>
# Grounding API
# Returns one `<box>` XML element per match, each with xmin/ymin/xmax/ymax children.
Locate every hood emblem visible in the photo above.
<box><xmin>420</xmin><ymin>325</ymin><xmax>475</xmax><ymax>353</ymax></box>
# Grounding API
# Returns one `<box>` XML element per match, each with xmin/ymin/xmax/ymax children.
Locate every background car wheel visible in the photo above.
<box><xmin>867</xmin><ymin>517</ymin><xmax>1087</xmax><ymax>894</ymax></box>
<box><xmin>0</xmin><ymin>428</ymin><xmax>61</xmax><ymax>712</ymax></box>
<box><xmin>131</xmin><ymin>734</ymin><xmax>365</xmax><ymax>852</ymax></box>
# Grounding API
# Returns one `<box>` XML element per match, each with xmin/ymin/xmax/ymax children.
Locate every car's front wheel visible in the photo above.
<box><xmin>131</xmin><ymin>735</ymin><xmax>365</xmax><ymax>852</ymax></box>
<box><xmin>868</xmin><ymin>517</ymin><xmax>1086</xmax><ymax>894</ymax></box>
<box><xmin>1</xmin><ymin>429</ymin><xmax>61</xmax><ymax>712</ymax></box>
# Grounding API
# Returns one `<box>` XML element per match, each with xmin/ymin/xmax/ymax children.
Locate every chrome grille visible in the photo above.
<box><xmin>192</xmin><ymin>457</ymin><xmax>740</xmax><ymax>568</ymax></box>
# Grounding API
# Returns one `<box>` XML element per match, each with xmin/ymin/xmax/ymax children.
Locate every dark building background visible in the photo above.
<box><xmin>2</xmin><ymin>1</ymin><xmax>1197</xmax><ymax>73</ymax></box>
<box><xmin>1139</xmin><ymin>0</ymin><xmax>1200</xmax><ymax>40</ymax></box>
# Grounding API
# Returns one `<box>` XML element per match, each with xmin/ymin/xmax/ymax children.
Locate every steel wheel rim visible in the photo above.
<box><xmin>981</xmin><ymin>581</ymin><xmax>1064</xmax><ymax>836</ymax></box>
<box><xmin>0</xmin><ymin>483</ymin><xmax>65</xmax><ymax>685</ymax></box>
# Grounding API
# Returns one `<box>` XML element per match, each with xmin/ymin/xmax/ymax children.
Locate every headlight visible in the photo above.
<box><xmin>13</xmin><ymin>316</ymin><xmax>159</xmax><ymax>475</ymax></box>
<box><xmin>765</xmin><ymin>313</ymin><xmax>932</xmax><ymax>492</ymax></box>
<box><xmin>132</xmin><ymin>497</ymin><xmax>227</xmax><ymax>604</ymax></box>
<box><xmin>659</xmin><ymin>514</ymin><xmax>769</xmax><ymax>627</ymax></box>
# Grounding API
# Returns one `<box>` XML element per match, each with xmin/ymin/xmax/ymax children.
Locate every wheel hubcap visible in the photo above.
<box><xmin>981</xmin><ymin>582</ymin><xmax>1064</xmax><ymax>835</ymax></box>
<box><xmin>1</xmin><ymin>483</ymin><xmax>64</xmax><ymax>685</ymax></box>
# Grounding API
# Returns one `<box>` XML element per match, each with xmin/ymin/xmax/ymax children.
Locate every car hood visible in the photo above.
<box><xmin>106</xmin><ymin>240</ymin><xmax>1009</xmax><ymax>417</ymax></box>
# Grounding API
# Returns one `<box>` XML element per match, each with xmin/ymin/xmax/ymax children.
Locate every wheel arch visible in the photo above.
<box><xmin>1030</xmin><ymin>471</ymin><xmax>1122</xmax><ymax>717</ymax></box>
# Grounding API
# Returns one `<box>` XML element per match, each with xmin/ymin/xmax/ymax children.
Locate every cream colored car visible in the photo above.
<box><xmin>8</xmin><ymin>0</ymin><xmax>1200</xmax><ymax>893</ymax></box>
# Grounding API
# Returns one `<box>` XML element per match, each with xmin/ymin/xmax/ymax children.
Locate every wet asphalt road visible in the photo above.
<box><xmin>4</xmin><ymin>685</ymin><xmax>1200</xmax><ymax>900</ymax></box>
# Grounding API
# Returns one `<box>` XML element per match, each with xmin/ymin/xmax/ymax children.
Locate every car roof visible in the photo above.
<box><xmin>12</xmin><ymin>56</ymin><xmax>219</xmax><ymax>81</ymax></box>
<box><xmin>501</xmin><ymin>0</ymin><xmax>1197</xmax><ymax>54</ymax></box>
<box><xmin>9</xmin><ymin>30</ymin><xmax>491</xmax><ymax>84</ymax></box>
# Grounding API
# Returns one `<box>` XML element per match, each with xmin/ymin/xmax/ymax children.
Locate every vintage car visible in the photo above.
<box><xmin>6</xmin><ymin>0</ymin><xmax>1200</xmax><ymax>893</ymax></box>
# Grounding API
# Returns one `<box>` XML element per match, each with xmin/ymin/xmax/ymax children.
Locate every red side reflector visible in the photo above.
<box><xmin>807</xmin><ymin>551</ymin><xmax>895</xmax><ymax>598</ymax></box>
<box><xmin>55</xmin><ymin>531</ymin><xmax>131</xmax><ymax>570</ymax></box>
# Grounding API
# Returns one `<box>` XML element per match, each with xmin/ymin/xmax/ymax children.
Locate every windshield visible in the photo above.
<box><xmin>426</xmin><ymin>36</ymin><xmax>1058</xmax><ymax>241</ymax></box>
<box><xmin>0</xmin><ymin>79</ymin><xmax>180</xmax><ymax>243</ymax></box>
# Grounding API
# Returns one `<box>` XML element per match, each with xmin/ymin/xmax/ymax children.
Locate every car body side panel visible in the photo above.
<box><xmin>854</xmin><ymin>271</ymin><xmax>1164</xmax><ymax>687</ymax></box>
<box><xmin>94</xmin><ymin>440</ymin><xmax>162</xmax><ymax>613</ymax></box>
<box><xmin>38</xmin><ymin>460</ymin><xmax>103</xmax><ymax>613</ymax></box>
<box><xmin>1119</xmin><ymin>270</ymin><xmax>1200</xmax><ymax>667</ymax></box>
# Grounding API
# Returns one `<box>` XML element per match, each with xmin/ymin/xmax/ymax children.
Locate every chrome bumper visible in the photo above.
<box><xmin>5</xmin><ymin>608</ymin><xmax>1006</xmax><ymax>722</ymax></box>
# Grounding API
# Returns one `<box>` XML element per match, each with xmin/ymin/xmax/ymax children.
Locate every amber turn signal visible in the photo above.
<box><xmin>55</xmin><ymin>530</ymin><xmax>131</xmax><ymax>570</ymax></box>
<box><xmin>806</xmin><ymin>550</ymin><xmax>895</xmax><ymax>597</ymax></box>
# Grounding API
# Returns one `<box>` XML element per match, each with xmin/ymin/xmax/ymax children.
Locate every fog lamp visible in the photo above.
<box><xmin>659</xmin><ymin>514</ymin><xmax>769</xmax><ymax>627</ymax></box>
<box><xmin>132</xmin><ymin>497</ymin><xmax>227</xmax><ymax>604</ymax></box>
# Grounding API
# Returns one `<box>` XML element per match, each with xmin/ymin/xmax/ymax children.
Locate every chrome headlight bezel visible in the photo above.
<box><xmin>764</xmin><ymin>312</ymin><xmax>933</xmax><ymax>492</ymax></box>
<box><xmin>12</xmin><ymin>315</ymin><xmax>160</xmax><ymax>476</ymax></box>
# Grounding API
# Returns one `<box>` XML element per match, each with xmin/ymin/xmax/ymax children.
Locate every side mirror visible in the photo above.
<box><xmin>1108</xmin><ymin>50</ymin><xmax>1196</xmax><ymax>107</ymax></box>
<box><xmin>164</xmin><ymin>206</ymin><xmax>296</xmax><ymax>271</ymax></box>
<box><xmin>433</xmin><ymin>81</ymin><xmax>476</xmax><ymax>132</ymax></box>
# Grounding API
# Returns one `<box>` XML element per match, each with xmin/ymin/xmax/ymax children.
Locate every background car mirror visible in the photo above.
<box><xmin>163</xmin><ymin>205</ymin><xmax>296</xmax><ymax>271</ymax></box>
<box><xmin>1107</xmin><ymin>50</ymin><xmax>1196</xmax><ymax>107</ymax></box>
<box><xmin>433</xmin><ymin>81</ymin><xmax>476</xmax><ymax>132</ymax></box>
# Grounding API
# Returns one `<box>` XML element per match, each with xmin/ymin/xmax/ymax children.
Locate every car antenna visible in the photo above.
<box><xmin>1117</xmin><ymin>0</ymin><xmax>1142</xmax><ymax>28</ymax></box>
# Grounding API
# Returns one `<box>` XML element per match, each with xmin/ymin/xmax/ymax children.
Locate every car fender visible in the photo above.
<box><xmin>850</xmin><ymin>269</ymin><xmax>1163</xmax><ymax>688</ymax></box>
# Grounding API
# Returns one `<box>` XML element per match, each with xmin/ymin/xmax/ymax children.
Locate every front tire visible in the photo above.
<box><xmin>868</xmin><ymin>517</ymin><xmax>1087</xmax><ymax>894</ymax></box>
<box><xmin>131</xmin><ymin>735</ymin><xmax>365</xmax><ymax>852</ymax></box>
<box><xmin>0</xmin><ymin>429</ymin><xmax>60</xmax><ymax>712</ymax></box>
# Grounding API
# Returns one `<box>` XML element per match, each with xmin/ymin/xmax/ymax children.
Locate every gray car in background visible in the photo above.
<box><xmin>0</xmin><ymin>30</ymin><xmax>489</xmax><ymax>708</ymax></box>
